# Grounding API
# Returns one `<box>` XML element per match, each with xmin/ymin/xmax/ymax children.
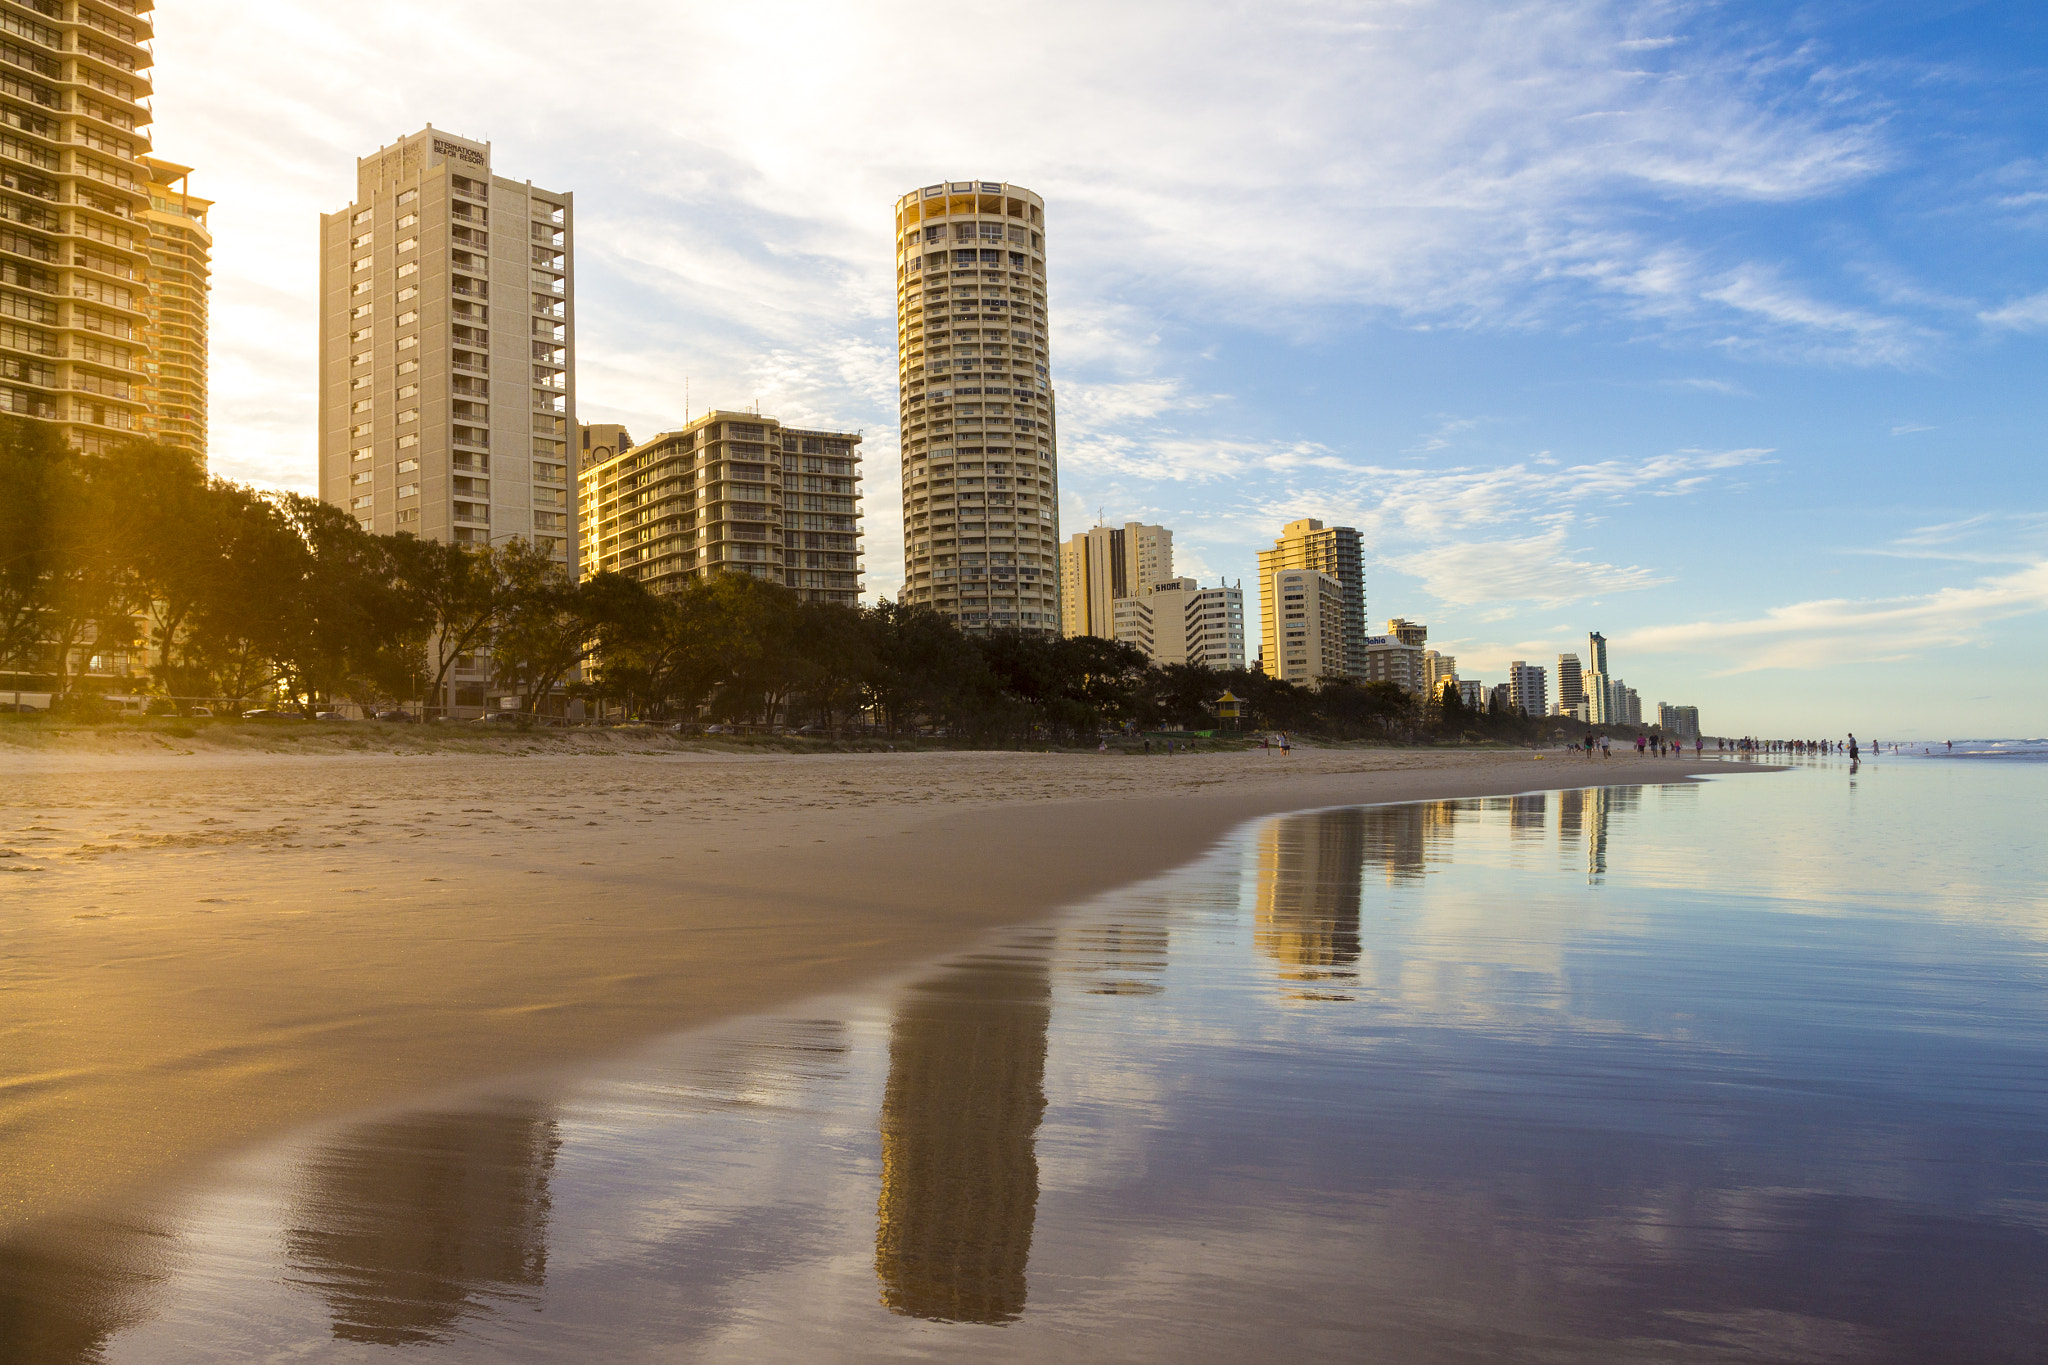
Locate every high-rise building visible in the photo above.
<box><xmin>576</xmin><ymin>412</ymin><xmax>862</xmax><ymax>604</ymax></box>
<box><xmin>1257</xmin><ymin>520</ymin><xmax>1365</xmax><ymax>680</ymax></box>
<box><xmin>138</xmin><ymin>159</ymin><xmax>211</xmax><ymax>460</ymax></box>
<box><xmin>0</xmin><ymin>3</ymin><xmax>168</xmax><ymax>455</ymax></box>
<box><xmin>1422</xmin><ymin>649</ymin><xmax>1457</xmax><ymax>697</ymax></box>
<box><xmin>1556</xmin><ymin>653</ymin><xmax>1583</xmax><ymax>711</ymax></box>
<box><xmin>1059</xmin><ymin>521</ymin><xmax>1172</xmax><ymax>638</ymax></box>
<box><xmin>319</xmin><ymin>128</ymin><xmax>576</xmax><ymax>568</ymax></box>
<box><xmin>1657</xmin><ymin>703</ymin><xmax>1700</xmax><ymax>739</ymax></box>
<box><xmin>893</xmin><ymin>181</ymin><xmax>1059</xmax><ymax>634</ymax></box>
<box><xmin>1385</xmin><ymin>618</ymin><xmax>1427</xmax><ymax>648</ymax></box>
<box><xmin>1509</xmin><ymin>660</ymin><xmax>1548</xmax><ymax>717</ymax></box>
<box><xmin>1266</xmin><ymin>567</ymin><xmax>1347</xmax><ymax>686</ymax></box>
<box><xmin>1360</xmin><ymin>633</ymin><xmax>1426</xmax><ymax>694</ymax></box>
<box><xmin>1109</xmin><ymin>576</ymin><xmax>1246</xmax><ymax>670</ymax></box>
<box><xmin>1585</xmin><ymin>631</ymin><xmax>1612</xmax><ymax>723</ymax></box>
<box><xmin>1457</xmin><ymin>678</ymin><xmax>1485</xmax><ymax>710</ymax></box>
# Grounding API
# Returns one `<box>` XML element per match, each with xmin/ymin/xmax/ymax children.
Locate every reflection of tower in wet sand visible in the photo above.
<box><xmin>1586</xmin><ymin>787</ymin><xmax>1614</xmax><ymax>882</ymax></box>
<box><xmin>876</xmin><ymin>951</ymin><xmax>1052</xmax><ymax>1324</ymax></box>
<box><xmin>284</xmin><ymin>1102</ymin><xmax>559</xmax><ymax>1345</ymax></box>
<box><xmin>1070</xmin><ymin>919</ymin><xmax>1171</xmax><ymax>995</ymax></box>
<box><xmin>1558</xmin><ymin>787</ymin><xmax>1585</xmax><ymax>844</ymax></box>
<box><xmin>1256</xmin><ymin>809</ymin><xmax>1367</xmax><ymax>992</ymax></box>
<box><xmin>0</xmin><ymin>1227</ymin><xmax>164</xmax><ymax>1365</ymax></box>
<box><xmin>1509</xmin><ymin>792</ymin><xmax>1547</xmax><ymax>841</ymax></box>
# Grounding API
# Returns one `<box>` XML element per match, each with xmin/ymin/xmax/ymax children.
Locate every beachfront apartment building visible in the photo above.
<box><xmin>1060</xmin><ymin>521</ymin><xmax>1172</xmax><ymax>639</ymax></box>
<box><xmin>1457</xmin><ymin>678</ymin><xmax>1485</xmax><ymax>710</ymax></box>
<box><xmin>1422</xmin><ymin>649</ymin><xmax>1457</xmax><ymax>697</ymax></box>
<box><xmin>1360</xmin><ymin>634</ymin><xmax>1426</xmax><ymax>695</ymax></box>
<box><xmin>894</xmin><ymin>180</ymin><xmax>1060</xmax><ymax>634</ymax></box>
<box><xmin>1584</xmin><ymin>632</ymin><xmax>1612</xmax><ymax>723</ymax></box>
<box><xmin>1110</xmin><ymin>577</ymin><xmax>1246</xmax><ymax>670</ymax></box>
<box><xmin>1258</xmin><ymin>520</ymin><xmax>1365</xmax><ymax>681</ymax></box>
<box><xmin>318</xmin><ymin>128</ymin><xmax>575</xmax><ymax>572</ymax></box>
<box><xmin>136</xmin><ymin>157</ymin><xmax>210</xmax><ymax>460</ymax></box>
<box><xmin>1556</xmin><ymin>653</ymin><xmax>1583</xmax><ymax>712</ymax></box>
<box><xmin>1267</xmin><ymin>567</ymin><xmax>1347</xmax><ymax>686</ymax></box>
<box><xmin>1658</xmin><ymin>703</ymin><xmax>1699</xmax><ymax>738</ymax></box>
<box><xmin>0</xmin><ymin>2</ymin><xmax>214</xmax><ymax>460</ymax></box>
<box><xmin>576</xmin><ymin>412</ymin><xmax>862</xmax><ymax>605</ymax></box>
<box><xmin>1509</xmin><ymin>660</ymin><xmax>1548</xmax><ymax>717</ymax></box>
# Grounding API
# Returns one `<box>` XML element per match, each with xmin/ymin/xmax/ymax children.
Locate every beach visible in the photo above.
<box><xmin>0</xmin><ymin>742</ymin><xmax>1730</xmax><ymax>1237</ymax></box>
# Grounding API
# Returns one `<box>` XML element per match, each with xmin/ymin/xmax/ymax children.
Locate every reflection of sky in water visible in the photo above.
<box><xmin>8</xmin><ymin>761</ymin><xmax>2048</xmax><ymax>1363</ymax></box>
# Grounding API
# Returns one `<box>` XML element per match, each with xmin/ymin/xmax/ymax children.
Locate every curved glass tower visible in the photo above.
<box><xmin>893</xmin><ymin>181</ymin><xmax>1060</xmax><ymax>634</ymax></box>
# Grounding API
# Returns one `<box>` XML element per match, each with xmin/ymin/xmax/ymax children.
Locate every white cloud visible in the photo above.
<box><xmin>1619</xmin><ymin>562</ymin><xmax>2048</xmax><ymax>672</ymax></box>
<box><xmin>1384</xmin><ymin>528</ymin><xmax>1669</xmax><ymax>607</ymax></box>
<box><xmin>152</xmin><ymin>0</ymin><xmax>1907</xmax><ymax>507</ymax></box>
<box><xmin>1979</xmin><ymin>289</ymin><xmax>2048</xmax><ymax>330</ymax></box>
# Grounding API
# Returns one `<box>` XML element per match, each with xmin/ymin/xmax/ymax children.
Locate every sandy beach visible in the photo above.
<box><xmin>0</xmin><ymin>741</ymin><xmax>1744</xmax><ymax>1236</ymax></box>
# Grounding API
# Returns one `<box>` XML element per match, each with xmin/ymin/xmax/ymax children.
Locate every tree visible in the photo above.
<box><xmin>386</xmin><ymin>535</ymin><xmax>502</xmax><ymax>718</ymax></box>
<box><xmin>0</xmin><ymin>419</ymin><xmax>66</xmax><ymax>699</ymax></box>
<box><xmin>490</xmin><ymin>543</ymin><xmax>645</xmax><ymax>717</ymax></box>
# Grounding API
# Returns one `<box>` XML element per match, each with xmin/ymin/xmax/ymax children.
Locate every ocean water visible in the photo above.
<box><xmin>4</xmin><ymin>760</ymin><xmax>2046</xmax><ymax>1363</ymax></box>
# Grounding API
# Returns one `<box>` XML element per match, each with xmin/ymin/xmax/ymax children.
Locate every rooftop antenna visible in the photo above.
<box><xmin>684</xmin><ymin>376</ymin><xmax>690</xmax><ymax>423</ymax></box>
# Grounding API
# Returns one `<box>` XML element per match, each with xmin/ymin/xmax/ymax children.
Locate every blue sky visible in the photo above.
<box><xmin>159</xmin><ymin>0</ymin><xmax>2048</xmax><ymax>737</ymax></box>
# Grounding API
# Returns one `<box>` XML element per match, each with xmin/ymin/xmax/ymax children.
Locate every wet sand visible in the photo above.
<box><xmin>0</xmin><ymin>745</ymin><xmax>1742</xmax><ymax>1235</ymax></box>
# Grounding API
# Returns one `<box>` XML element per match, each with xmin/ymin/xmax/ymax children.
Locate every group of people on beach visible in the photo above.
<box><xmin>1576</xmin><ymin>733</ymin><xmax>1704</xmax><ymax>759</ymax></box>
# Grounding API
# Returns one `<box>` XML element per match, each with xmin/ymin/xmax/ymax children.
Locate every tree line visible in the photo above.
<box><xmin>1</xmin><ymin>421</ymin><xmax>1591</xmax><ymax>743</ymax></box>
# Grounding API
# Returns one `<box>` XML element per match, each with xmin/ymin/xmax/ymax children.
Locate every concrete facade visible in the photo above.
<box><xmin>1059</xmin><ymin>521</ymin><xmax>1171</xmax><ymax>639</ymax></box>
<box><xmin>894</xmin><ymin>181</ymin><xmax>1060</xmax><ymax>634</ymax></box>
<box><xmin>1268</xmin><ymin>567</ymin><xmax>1347</xmax><ymax>686</ymax></box>
<box><xmin>319</xmin><ymin>128</ymin><xmax>575</xmax><ymax>569</ymax></box>
<box><xmin>1257</xmin><ymin>520</ymin><xmax>1365</xmax><ymax>680</ymax></box>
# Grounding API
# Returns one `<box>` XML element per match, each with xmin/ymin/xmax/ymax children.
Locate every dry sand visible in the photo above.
<box><xmin>0</xmin><ymin>741</ymin><xmax>1753</xmax><ymax>1235</ymax></box>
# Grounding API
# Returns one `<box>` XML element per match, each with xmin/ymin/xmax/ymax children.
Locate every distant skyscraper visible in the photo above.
<box><xmin>1059</xmin><ymin>521</ymin><xmax>1172</xmax><ymax>638</ymax></box>
<box><xmin>1509</xmin><ymin>660</ymin><xmax>1548</xmax><ymax>717</ymax></box>
<box><xmin>1257</xmin><ymin>520</ymin><xmax>1365</xmax><ymax>678</ymax></box>
<box><xmin>1556</xmin><ymin>653</ymin><xmax>1583</xmax><ymax>711</ymax></box>
<box><xmin>894</xmin><ymin>181</ymin><xmax>1059</xmax><ymax>634</ymax></box>
<box><xmin>1657</xmin><ymin>703</ymin><xmax>1700</xmax><ymax>738</ymax></box>
<box><xmin>1585</xmin><ymin>631</ymin><xmax>1612</xmax><ymax>723</ymax></box>
<box><xmin>319</xmin><ymin>128</ymin><xmax>576</xmax><ymax>568</ymax></box>
<box><xmin>1457</xmin><ymin>678</ymin><xmax>1485</xmax><ymax>710</ymax></box>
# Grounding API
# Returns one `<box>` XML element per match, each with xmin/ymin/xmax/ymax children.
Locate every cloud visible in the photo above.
<box><xmin>1889</xmin><ymin>423</ymin><xmax>1934</xmax><ymax>435</ymax></box>
<box><xmin>1384</xmin><ymin>529</ymin><xmax>1669</xmax><ymax>607</ymax></box>
<box><xmin>1619</xmin><ymin>561</ymin><xmax>2048</xmax><ymax>672</ymax></box>
<box><xmin>1979</xmin><ymin>290</ymin><xmax>2048</xmax><ymax>330</ymax></box>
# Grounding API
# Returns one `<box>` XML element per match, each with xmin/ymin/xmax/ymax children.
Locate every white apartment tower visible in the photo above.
<box><xmin>1509</xmin><ymin>660</ymin><xmax>1548</xmax><ymax>717</ymax></box>
<box><xmin>894</xmin><ymin>180</ymin><xmax>1060</xmax><ymax>633</ymax></box>
<box><xmin>1110</xmin><ymin>577</ymin><xmax>1246</xmax><ymax>670</ymax></box>
<box><xmin>319</xmin><ymin>128</ymin><xmax>575</xmax><ymax>566</ymax></box>
<box><xmin>1060</xmin><ymin>521</ymin><xmax>1172</xmax><ymax>639</ymax></box>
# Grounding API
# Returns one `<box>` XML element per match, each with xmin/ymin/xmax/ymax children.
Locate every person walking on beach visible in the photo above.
<box><xmin>1280</xmin><ymin>733</ymin><xmax>1292</xmax><ymax>758</ymax></box>
<box><xmin>1847</xmin><ymin>733</ymin><xmax>1859</xmax><ymax>762</ymax></box>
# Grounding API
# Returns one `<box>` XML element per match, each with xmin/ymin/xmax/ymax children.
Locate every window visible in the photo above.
<box><xmin>397</xmin><ymin>213</ymin><xmax>417</xmax><ymax>229</ymax></box>
<box><xmin>397</xmin><ymin>359</ymin><xmax>418</xmax><ymax>375</ymax></box>
<box><xmin>350</xmin><ymin>375</ymin><xmax>371</xmax><ymax>391</ymax></box>
<box><xmin>397</xmin><ymin>335</ymin><xmax>417</xmax><ymax>350</ymax></box>
<box><xmin>350</xmin><ymin>232</ymin><xmax>373</xmax><ymax>249</ymax></box>
<box><xmin>350</xmin><ymin>446</ymin><xmax>371</xmax><ymax>462</ymax></box>
<box><xmin>397</xmin><ymin>383</ymin><xmax>418</xmax><ymax>399</ymax></box>
<box><xmin>351</xmin><ymin>351</ymin><xmax>371</xmax><ymax>367</ymax></box>
<box><xmin>352</xmin><ymin>255</ymin><xmax>371</xmax><ymax>272</ymax></box>
<box><xmin>351</xmin><ymin>494</ymin><xmax>372</xmax><ymax>510</ymax></box>
<box><xmin>397</xmin><ymin>261</ymin><xmax>416</xmax><ymax>277</ymax></box>
<box><xmin>352</xmin><ymin>280</ymin><xmax>371</xmax><ymax>295</ymax></box>
<box><xmin>398</xmin><ymin>483</ymin><xmax>419</xmax><ymax>499</ymax></box>
<box><xmin>397</xmin><ymin>238</ymin><xmax>417</xmax><ymax>253</ymax></box>
<box><xmin>351</xmin><ymin>303</ymin><xmax>371</xmax><ymax>319</ymax></box>
<box><xmin>397</xmin><ymin>286</ymin><xmax>417</xmax><ymax>302</ymax></box>
<box><xmin>398</xmin><ymin>407</ymin><xmax>418</xmax><ymax>423</ymax></box>
<box><xmin>397</xmin><ymin>458</ymin><xmax>418</xmax><ymax>474</ymax></box>
<box><xmin>398</xmin><ymin>433</ymin><xmax>418</xmax><ymax>448</ymax></box>
<box><xmin>352</xmin><ymin>208</ymin><xmax>372</xmax><ymax>226</ymax></box>
<box><xmin>397</xmin><ymin>189</ymin><xmax>417</xmax><ymax>205</ymax></box>
<box><xmin>398</xmin><ymin>310</ymin><xmax>417</xmax><ymax>326</ymax></box>
<box><xmin>351</xmin><ymin>398</ymin><xmax>371</xmax><ymax>413</ymax></box>
<box><xmin>350</xmin><ymin>470</ymin><xmax>371</xmax><ymax>485</ymax></box>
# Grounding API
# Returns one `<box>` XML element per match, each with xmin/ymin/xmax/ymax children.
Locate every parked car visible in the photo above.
<box><xmin>314</xmin><ymin>711</ymin><xmax>349</xmax><ymax>721</ymax></box>
<box><xmin>374</xmin><ymin>709</ymin><xmax>417</xmax><ymax>723</ymax></box>
<box><xmin>0</xmin><ymin>702</ymin><xmax>40</xmax><ymax>714</ymax></box>
<box><xmin>187</xmin><ymin>706</ymin><xmax>214</xmax><ymax>717</ymax></box>
<box><xmin>480</xmin><ymin>710</ymin><xmax>524</xmax><ymax>724</ymax></box>
<box><xmin>241</xmin><ymin>708</ymin><xmax>288</xmax><ymax>720</ymax></box>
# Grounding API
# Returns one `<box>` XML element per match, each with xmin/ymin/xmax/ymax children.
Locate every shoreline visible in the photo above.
<box><xmin>0</xmin><ymin>747</ymin><xmax>1774</xmax><ymax>1236</ymax></box>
